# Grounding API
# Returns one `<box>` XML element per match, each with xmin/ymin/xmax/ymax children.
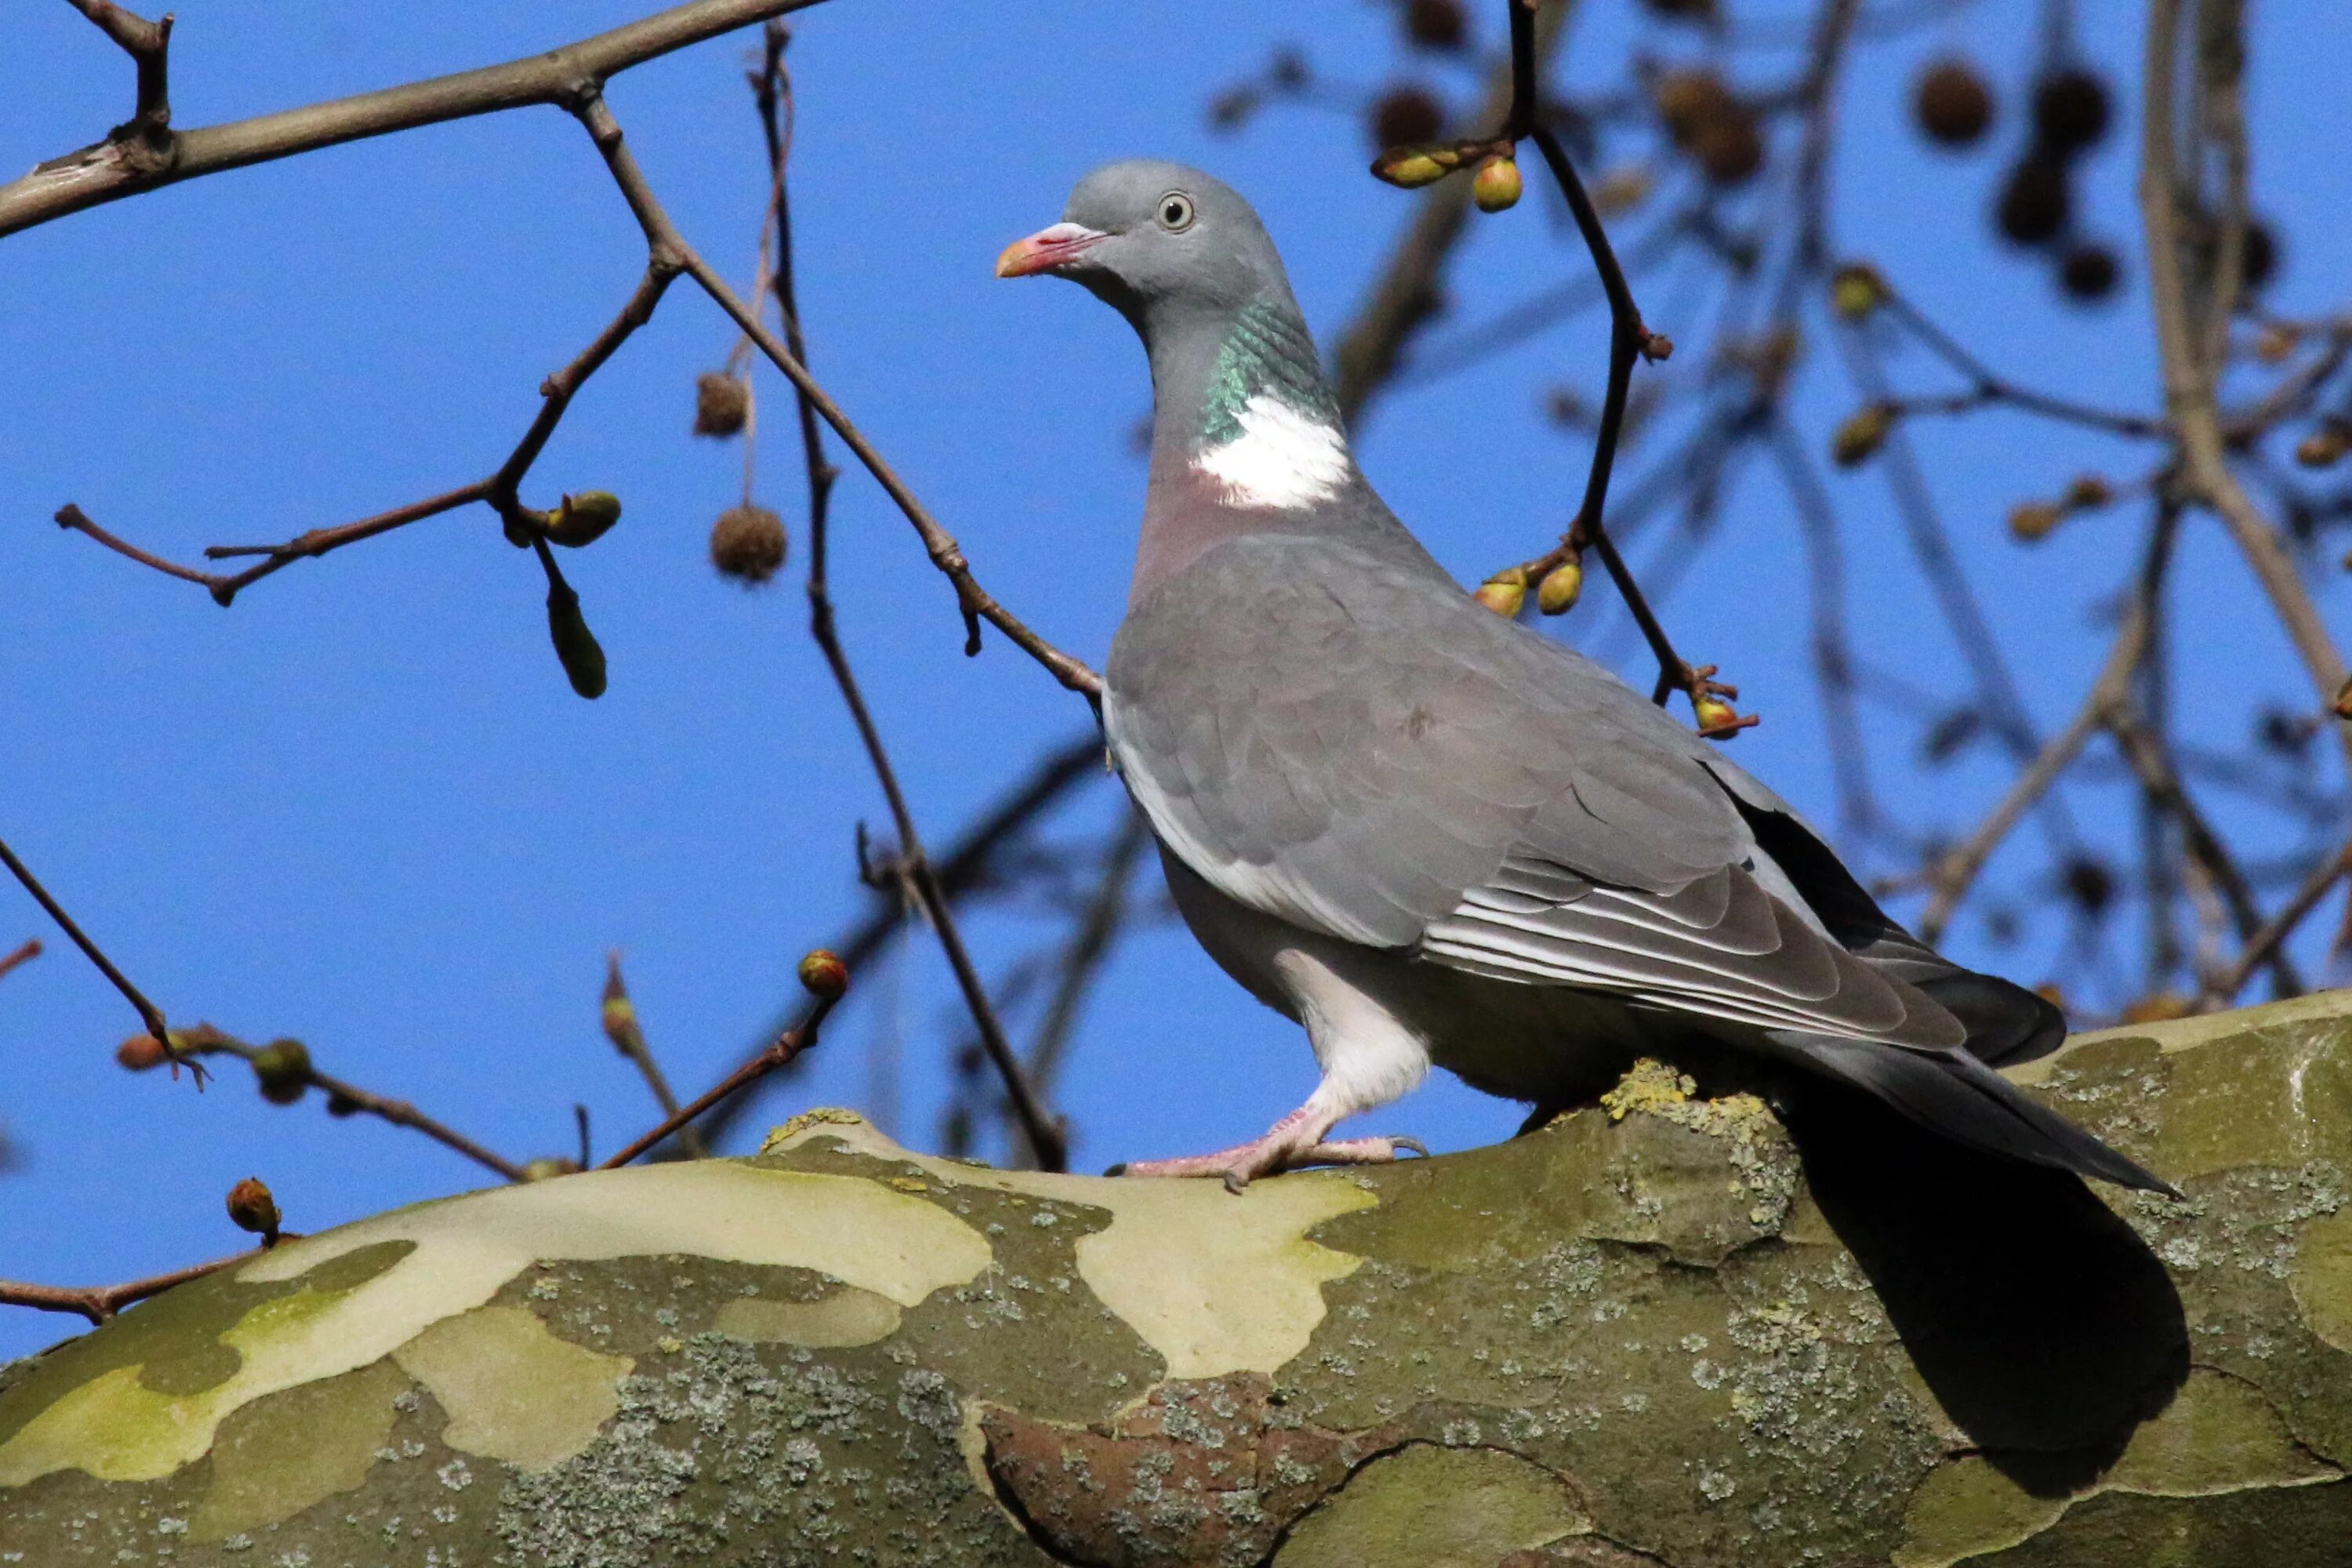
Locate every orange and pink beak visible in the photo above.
<box><xmin>994</xmin><ymin>221</ymin><xmax>1108</xmax><ymax>278</ymax></box>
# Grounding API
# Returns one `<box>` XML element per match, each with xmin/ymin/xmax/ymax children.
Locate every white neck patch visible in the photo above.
<box><xmin>1192</xmin><ymin>393</ymin><xmax>1352</xmax><ymax>510</ymax></box>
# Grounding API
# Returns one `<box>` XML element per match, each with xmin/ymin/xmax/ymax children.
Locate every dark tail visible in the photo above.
<box><xmin>1770</xmin><ymin>1030</ymin><xmax>2180</xmax><ymax>1197</ymax></box>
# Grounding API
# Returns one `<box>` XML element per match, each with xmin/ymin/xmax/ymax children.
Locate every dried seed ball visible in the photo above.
<box><xmin>1995</xmin><ymin>154</ymin><xmax>2068</xmax><ymax>246</ymax></box>
<box><xmin>1370</xmin><ymin>85</ymin><xmax>1444</xmax><ymax>152</ymax></box>
<box><xmin>1403</xmin><ymin>0</ymin><xmax>1467</xmax><ymax>53</ymax></box>
<box><xmin>1914</xmin><ymin>59</ymin><xmax>1994</xmax><ymax>147</ymax></box>
<box><xmin>2058</xmin><ymin>243</ymin><xmax>2119</xmax><ymax>302</ymax></box>
<box><xmin>2061</xmin><ymin>855</ymin><xmax>2116</xmax><ymax>916</ymax></box>
<box><xmin>710</xmin><ymin>504</ymin><xmax>788</xmax><ymax>584</ymax></box>
<box><xmin>693</xmin><ymin>372</ymin><xmax>749</xmax><ymax>437</ymax></box>
<box><xmin>1693</xmin><ymin>109</ymin><xmax>1764</xmax><ymax>184</ymax></box>
<box><xmin>2032</xmin><ymin>67</ymin><xmax>2111</xmax><ymax>156</ymax></box>
<box><xmin>226</xmin><ymin>1177</ymin><xmax>280</xmax><ymax>1236</ymax></box>
<box><xmin>1269</xmin><ymin>48</ymin><xmax>1309</xmax><ymax>90</ymax></box>
<box><xmin>1207</xmin><ymin>85</ymin><xmax>1259</xmax><ymax>131</ymax></box>
<box><xmin>1653</xmin><ymin>69</ymin><xmax>1735</xmax><ymax>147</ymax></box>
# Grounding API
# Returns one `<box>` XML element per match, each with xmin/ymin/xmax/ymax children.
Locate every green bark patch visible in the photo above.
<box><xmin>187</xmin><ymin>1356</ymin><xmax>409</xmax><ymax>1541</ymax></box>
<box><xmin>1273</xmin><ymin>1443</ymin><xmax>1592</xmax><ymax>1568</ymax></box>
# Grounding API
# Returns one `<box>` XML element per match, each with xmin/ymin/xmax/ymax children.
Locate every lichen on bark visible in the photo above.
<box><xmin>4</xmin><ymin>994</ymin><xmax>2351</xmax><ymax>1566</ymax></box>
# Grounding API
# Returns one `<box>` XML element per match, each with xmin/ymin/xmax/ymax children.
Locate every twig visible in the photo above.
<box><xmin>2206</xmin><ymin>840</ymin><xmax>2352</xmax><ymax>1007</ymax></box>
<box><xmin>1878</xmin><ymin>292</ymin><xmax>2166</xmax><ymax>440</ymax></box>
<box><xmin>601</xmin><ymin>954</ymin><xmax>704</xmax><ymax>1158</ymax></box>
<box><xmin>1916</xmin><ymin>507</ymin><xmax>2175</xmax><ymax>944</ymax></box>
<box><xmin>154</xmin><ymin>1025</ymin><xmax>527</xmax><ymax>1182</ymax></box>
<box><xmin>59</xmin><ymin>264</ymin><xmax>674</xmax><ymax>605</ymax></box>
<box><xmin>0</xmin><ymin>832</ymin><xmax>198</xmax><ymax>1083</ymax></box>
<box><xmin>2140</xmin><ymin>0</ymin><xmax>2352</xmax><ymax>773</ymax></box>
<box><xmin>1330</xmin><ymin>0</ymin><xmax>1574</xmax><ymax>424</ymax></box>
<box><xmin>2107</xmin><ymin>712</ymin><xmax>2303</xmax><ymax>995</ymax></box>
<box><xmin>1026</xmin><ymin>808</ymin><xmax>1152</xmax><ymax>1099</ymax></box>
<box><xmin>0</xmin><ymin>1245</ymin><xmax>265</xmax><ymax>1325</ymax></box>
<box><xmin>61</xmin><ymin>0</ymin><xmax>174</xmax><ymax>153</ymax></box>
<box><xmin>601</xmin><ymin>986</ymin><xmax>843</xmax><ymax>1168</ymax></box>
<box><xmin>1765</xmin><ymin>416</ymin><xmax>1875</xmax><ymax>837</ymax></box>
<box><xmin>740</xmin><ymin>45</ymin><xmax>1067</xmax><ymax>1172</ymax></box>
<box><xmin>5</xmin><ymin>0</ymin><xmax>829</xmax><ymax>238</ymax></box>
<box><xmin>0</xmin><ymin>938</ymin><xmax>42</xmax><ymax>983</ymax></box>
<box><xmin>569</xmin><ymin>93</ymin><xmax>1101</xmax><ymax>699</ymax></box>
<box><xmin>693</xmin><ymin>735</ymin><xmax>1105</xmax><ymax>1149</ymax></box>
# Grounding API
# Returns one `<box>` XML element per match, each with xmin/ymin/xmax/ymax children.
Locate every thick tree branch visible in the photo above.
<box><xmin>3</xmin><ymin>0</ymin><xmax>828</xmax><ymax>239</ymax></box>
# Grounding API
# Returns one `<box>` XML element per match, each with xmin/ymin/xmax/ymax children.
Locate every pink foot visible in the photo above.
<box><xmin>1111</xmin><ymin>1130</ymin><xmax>1428</xmax><ymax>1193</ymax></box>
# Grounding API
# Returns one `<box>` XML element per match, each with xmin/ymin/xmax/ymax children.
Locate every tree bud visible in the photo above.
<box><xmin>252</xmin><ymin>1038</ymin><xmax>311</xmax><ymax>1105</ymax></box>
<box><xmin>543</xmin><ymin>491</ymin><xmax>622</xmax><ymax>549</ymax></box>
<box><xmin>2008</xmin><ymin>502</ymin><xmax>2063</xmax><ymax>542</ymax></box>
<box><xmin>1830</xmin><ymin>263</ymin><xmax>1886</xmax><ymax>321</ymax></box>
<box><xmin>522</xmin><ymin>1157</ymin><xmax>583</xmax><ymax>1181</ymax></box>
<box><xmin>798</xmin><ymin>949</ymin><xmax>849</xmax><ymax>1001</ymax></box>
<box><xmin>1472</xmin><ymin>154</ymin><xmax>1523</xmax><ymax>212</ymax></box>
<box><xmin>1831</xmin><ymin>404</ymin><xmax>1895</xmax><ymax>468</ymax></box>
<box><xmin>117</xmin><ymin>1033</ymin><xmax>169</xmax><ymax>1072</ymax></box>
<box><xmin>2062</xmin><ymin>474</ymin><xmax>2114</xmax><ymax>511</ymax></box>
<box><xmin>1473</xmin><ymin>568</ymin><xmax>1527</xmax><ymax>618</ymax></box>
<box><xmin>546</xmin><ymin>584</ymin><xmax>608</xmax><ymax>700</ymax></box>
<box><xmin>1692</xmin><ymin>695</ymin><xmax>1740</xmax><ymax>734</ymax></box>
<box><xmin>1536</xmin><ymin>559</ymin><xmax>1584</xmax><ymax>615</ymax></box>
<box><xmin>1370</xmin><ymin>147</ymin><xmax>1453</xmax><ymax>188</ymax></box>
<box><xmin>226</xmin><ymin>1177</ymin><xmax>281</xmax><ymax>1240</ymax></box>
<box><xmin>2296</xmin><ymin>429</ymin><xmax>2348</xmax><ymax>470</ymax></box>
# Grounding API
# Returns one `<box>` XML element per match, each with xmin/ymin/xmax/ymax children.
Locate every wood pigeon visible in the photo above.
<box><xmin>997</xmin><ymin>159</ymin><xmax>2171</xmax><ymax>1196</ymax></box>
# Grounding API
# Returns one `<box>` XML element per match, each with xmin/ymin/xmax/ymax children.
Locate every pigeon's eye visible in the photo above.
<box><xmin>1156</xmin><ymin>192</ymin><xmax>1196</xmax><ymax>233</ymax></box>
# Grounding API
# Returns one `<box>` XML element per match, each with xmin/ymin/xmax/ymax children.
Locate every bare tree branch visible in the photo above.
<box><xmin>0</xmin><ymin>832</ymin><xmax>198</xmax><ymax>1083</ymax></box>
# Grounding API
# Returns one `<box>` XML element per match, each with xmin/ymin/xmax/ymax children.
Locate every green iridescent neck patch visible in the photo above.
<box><xmin>1199</xmin><ymin>300</ymin><xmax>1341</xmax><ymax>446</ymax></box>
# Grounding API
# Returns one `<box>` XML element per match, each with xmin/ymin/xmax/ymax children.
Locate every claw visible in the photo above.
<box><xmin>1389</xmin><ymin>1136</ymin><xmax>1429</xmax><ymax>1158</ymax></box>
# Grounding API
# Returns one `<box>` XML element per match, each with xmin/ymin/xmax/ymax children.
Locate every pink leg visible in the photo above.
<box><xmin>1112</xmin><ymin>1104</ymin><xmax>1428</xmax><ymax>1193</ymax></box>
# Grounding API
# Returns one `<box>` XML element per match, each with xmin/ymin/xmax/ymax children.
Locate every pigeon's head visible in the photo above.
<box><xmin>996</xmin><ymin>160</ymin><xmax>1289</xmax><ymax>330</ymax></box>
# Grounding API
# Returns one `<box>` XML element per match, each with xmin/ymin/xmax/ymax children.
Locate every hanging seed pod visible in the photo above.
<box><xmin>710</xmin><ymin>504</ymin><xmax>789</xmax><ymax>584</ymax></box>
<box><xmin>546</xmin><ymin>582</ymin><xmax>608</xmax><ymax>699</ymax></box>
<box><xmin>2057</xmin><ymin>244</ymin><xmax>2120</xmax><ymax>302</ymax></box>
<box><xmin>1995</xmin><ymin>154</ymin><xmax>2069</xmax><ymax>246</ymax></box>
<box><xmin>1403</xmin><ymin>0</ymin><xmax>1468</xmax><ymax>53</ymax></box>
<box><xmin>693</xmin><ymin>372</ymin><xmax>750</xmax><ymax>437</ymax></box>
<box><xmin>2031</xmin><ymin>67</ymin><xmax>2111</xmax><ymax>156</ymax></box>
<box><xmin>1370</xmin><ymin>85</ymin><xmax>1444</xmax><ymax>153</ymax></box>
<box><xmin>1915</xmin><ymin>59</ymin><xmax>1994</xmax><ymax>147</ymax></box>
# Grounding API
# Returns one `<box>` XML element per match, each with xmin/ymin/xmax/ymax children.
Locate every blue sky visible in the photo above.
<box><xmin>2</xmin><ymin>0</ymin><xmax>2345</xmax><ymax>1362</ymax></box>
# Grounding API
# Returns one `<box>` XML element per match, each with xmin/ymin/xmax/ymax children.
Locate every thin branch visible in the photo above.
<box><xmin>0</xmin><ymin>937</ymin><xmax>43</xmax><ymax>983</ymax></box>
<box><xmin>601</xmin><ymin>987</ymin><xmax>843</xmax><ymax>1169</ymax></box>
<box><xmin>0</xmin><ymin>832</ymin><xmax>198</xmax><ymax>1083</ymax></box>
<box><xmin>2140</xmin><ymin>0</ymin><xmax>2352</xmax><ymax>773</ymax></box>
<box><xmin>1878</xmin><ymin>292</ymin><xmax>2167</xmax><ymax>440</ymax></box>
<box><xmin>567</xmin><ymin>93</ymin><xmax>1101</xmax><ymax>703</ymax></box>
<box><xmin>2206</xmin><ymin>840</ymin><xmax>2352</xmax><ymax>1007</ymax></box>
<box><xmin>736</xmin><ymin>47</ymin><xmax>1067</xmax><ymax>1171</ymax></box>
<box><xmin>602</xmin><ymin>954</ymin><xmax>704</xmax><ymax>1158</ymax></box>
<box><xmin>62</xmin><ymin>0</ymin><xmax>173</xmax><ymax>150</ymax></box>
<box><xmin>0</xmin><ymin>1245</ymin><xmax>266</xmax><ymax>1326</ymax></box>
<box><xmin>1026</xmin><ymin>808</ymin><xmax>1152</xmax><ymax>1100</ymax></box>
<box><xmin>1330</xmin><ymin>0</ymin><xmax>1575</xmax><ymax>425</ymax></box>
<box><xmin>693</xmin><ymin>735</ymin><xmax>1105</xmax><ymax>1150</ymax></box>
<box><xmin>60</xmin><ymin>264</ymin><xmax>674</xmax><ymax>605</ymax></box>
<box><xmin>1915</xmin><ymin>506</ymin><xmax>2176</xmax><ymax>944</ymax></box>
<box><xmin>5</xmin><ymin>0</ymin><xmax>828</xmax><ymax>238</ymax></box>
<box><xmin>154</xmin><ymin>1025</ymin><xmax>527</xmax><ymax>1182</ymax></box>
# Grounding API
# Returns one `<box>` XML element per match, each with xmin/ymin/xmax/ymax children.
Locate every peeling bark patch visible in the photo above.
<box><xmin>713</xmin><ymin>1285</ymin><xmax>903</xmax><ymax>1348</ymax></box>
<box><xmin>394</xmin><ymin>1304</ymin><xmax>631</xmax><ymax>1471</ymax></box>
<box><xmin>187</xmin><ymin>1356</ymin><xmax>408</xmax><ymax>1541</ymax></box>
<box><xmin>763</xmin><ymin>1113</ymin><xmax>1377</xmax><ymax>1380</ymax></box>
<box><xmin>0</xmin><ymin>1164</ymin><xmax>984</xmax><ymax>1491</ymax></box>
<box><xmin>2293</xmin><ymin>1206</ymin><xmax>2352</xmax><ymax>1353</ymax></box>
<box><xmin>980</xmin><ymin>1372</ymin><xmax>1406</xmax><ymax>1566</ymax></box>
<box><xmin>1894</xmin><ymin>1370</ymin><xmax>2343</xmax><ymax>1567</ymax></box>
<box><xmin>1274</xmin><ymin>1443</ymin><xmax>1592</xmax><ymax>1568</ymax></box>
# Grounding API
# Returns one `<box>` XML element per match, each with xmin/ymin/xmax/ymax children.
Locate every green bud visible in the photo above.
<box><xmin>544</xmin><ymin>491</ymin><xmax>622</xmax><ymax>548</ymax></box>
<box><xmin>1472</xmin><ymin>154</ymin><xmax>1523</xmax><ymax>212</ymax></box>
<box><xmin>547</xmin><ymin>583</ymin><xmax>608</xmax><ymax>700</ymax></box>
<box><xmin>1473</xmin><ymin>567</ymin><xmax>1527</xmax><ymax>619</ymax></box>
<box><xmin>1830</xmin><ymin>263</ymin><xmax>1886</xmax><ymax>321</ymax></box>
<box><xmin>252</xmin><ymin>1038</ymin><xmax>311</xmax><ymax>1105</ymax></box>
<box><xmin>1830</xmin><ymin>403</ymin><xmax>1895</xmax><ymax>468</ymax></box>
<box><xmin>1536</xmin><ymin>559</ymin><xmax>1584</xmax><ymax>615</ymax></box>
